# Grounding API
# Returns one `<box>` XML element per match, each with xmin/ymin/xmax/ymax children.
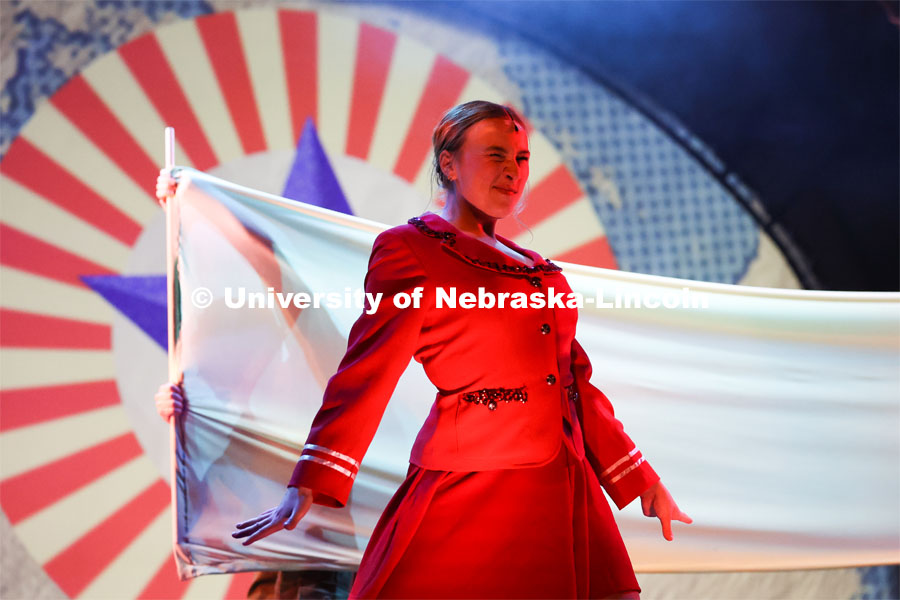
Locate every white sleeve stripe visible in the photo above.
<box><xmin>599</xmin><ymin>447</ymin><xmax>640</xmax><ymax>478</ymax></box>
<box><xmin>607</xmin><ymin>457</ymin><xmax>645</xmax><ymax>485</ymax></box>
<box><xmin>298</xmin><ymin>454</ymin><xmax>357</xmax><ymax>479</ymax></box>
<box><xmin>303</xmin><ymin>444</ymin><xmax>361</xmax><ymax>469</ymax></box>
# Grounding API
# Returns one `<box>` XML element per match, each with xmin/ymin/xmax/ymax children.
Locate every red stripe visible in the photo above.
<box><xmin>0</xmin><ymin>433</ymin><xmax>142</xmax><ymax>525</ymax></box>
<box><xmin>279</xmin><ymin>10</ymin><xmax>317</xmax><ymax>145</ymax></box>
<box><xmin>49</xmin><ymin>74</ymin><xmax>159</xmax><ymax>195</ymax></box>
<box><xmin>0</xmin><ymin>380</ymin><xmax>121</xmax><ymax>432</ymax></box>
<box><xmin>518</xmin><ymin>164</ymin><xmax>584</xmax><ymax>224</ymax></box>
<box><xmin>225</xmin><ymin>571</ymin><xmax>260</xmax><ymax>599</ymax></box>
<box><xmin>137</xmin><ymin>555</ymin><xmax>190</xmax><ymax>600</ymax></box>
<box><xmin>0</xmin><ymin>308</ymin><xmax>110</xmax><ymax>349</ymax></box>
<box><xmin>392</xmin><ymin>55</ymin><xmax>470</xmax><ymax>182</ymax></box>
<box><xmin>44</xmin><ymin>479</ymin><xmax>170</xmax><ymax>597</ymax></box>
<box><xmin>0</xmin><ymin>138</ymin><xmax>141</xmax><ymax>246</ymax></box>
<box><xmin>196</xmin><ymin>13</ymin><xmax>266</xmax><ymax>154</ymax></box>
<box><xmin>554</xmin><ymin>236</ymin><xmax>619</xmax><ymax>270</ymax></box>
<box><xmin>118</xmin><ymin>33</ymin><xmax>218</xmax><ymax>170</ymax></box>
<box><xmin>345</xmin><ymin>24</ymin><xmax>396</xmax><ymax>159</ymax></box>
<box><xmin>0</xmin><ymin>224</ymin><xmax>115</xmax><ymax>287</ymax></box>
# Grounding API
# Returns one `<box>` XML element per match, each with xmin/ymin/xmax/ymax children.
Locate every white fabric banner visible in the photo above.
<box><xmin>167</xmin><ymin>168</ymin><xmax>900</xmax><ymax>578</ymax></box>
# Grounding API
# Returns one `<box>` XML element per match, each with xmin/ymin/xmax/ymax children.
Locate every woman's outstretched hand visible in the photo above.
<box><xmin>232</xmin><ymin>486</ymin><xmax>314</xmax><ymax>546</ymax></box>
<box><xmin>639</xmin><ymin>480</ymin><xmax>692</xmax><ymax>541</ymax></box>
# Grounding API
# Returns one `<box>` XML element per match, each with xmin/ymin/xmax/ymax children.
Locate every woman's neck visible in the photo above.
<box><xmin>440</xmin><ymin>193</ymin><xmax>497</xmax><ymax>241</ymax></box>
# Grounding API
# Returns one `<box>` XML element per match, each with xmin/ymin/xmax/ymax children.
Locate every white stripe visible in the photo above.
<box><xmin>0</xmin><ymin>405</ymin><xmax>129</xmax><ymax>479</ymax></box>
<box><xmin>608</xmin><ymin>456</ymin><xmax>646</xmax><ymax>485</ymax></box>
<box><xmin>82</xmin><ymin>51</ymin><xmax>195</xmax><ymax>168</ymax></box>
<box><xmin>19</xmin><ymin>103</ymin><xmax>157</xmax><ymax>227</ymax></box>
<box><xmin>600</xmin><ymin>447</ymin><xmax>640</xmax><ymax>479</ymax></box>
<box><xmin>303</xmin><ymin>443</ymin><xmax>360</xmax><ymax>468</ymax></box>
<box><xmin>237</xmin><ymin>9</ymin><xmax>292</xmax><ymax>151</ymax></box>
<box><xmin>317</xmin><ymin>13</ymin><xmax>358</xmax><ymax>157</ymax></box>
<box><xmin>0</xmin><ymin>174</ymin><xmax>130</xmax><ymax>271</ymax></box>
<box><xmin>182</xmin><ymin>569</ymin><xmax>233</xmax><ymax>599</ymax></box>
<box><xmin>76</xmin><ymin>503</ymin><xmax>171</xmax><ymax>599</ymax></box>
<box><xmin>455</xmin><ymin>77</ymin><xmax>506</xmax><ymax>108</ymax></box>
<box><xmin>0</xmin><ymin>266</ymin><xmax>116</xmax><ymax>323</ymax></box>
<box><xmin>367</xmin><ymin>37</ymin><xmax>435</xmax><ymax>172</ymax></box>
<box><xmin>411</xmin><ymin>151</ymin><xmax>438</xmax><ymax>204</ymax></box>
<box><xmin>298</xmin><ymin>454</ymin><xmax>356</xmax><ymax>479</ymax></box>
<box><xmin>512</xmin><ymin>197</ymin><xmax>606</xmax><ymax>259</ymax></box>
<box><xmin>13</xmin><ymin>456</ymin><xmax>156</xmax><ymax>564</ymax></box>
<box><xmin>0</xmin><ymin>348</ymin><xmax>115</xmax><ymax>391</ymax></box>
<box><xmin>155</xmin><ymin>22</ymin><xmax>243</xmax><ymax>165</ymax></box>
<box><xmin>525</xmin><ymin>130</ymin><xmax>563</xmax><ymax>186</ymax></box>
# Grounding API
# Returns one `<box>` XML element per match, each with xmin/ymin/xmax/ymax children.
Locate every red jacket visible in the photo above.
<box><xmin>289</xmin><ymin>211</ymin><xmax>659</xmax><ymax>510</ymax></box>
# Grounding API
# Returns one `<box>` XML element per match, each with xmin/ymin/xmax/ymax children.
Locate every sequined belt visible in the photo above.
<box><xmin>460</xmin><ymin>385</ymin><xmax>527</xmax><ymax>411</ymax></box>
<box><xmin>459</xmin><ymin>382</ymin><xmax>580</xmax><ymax>411</ymax></box>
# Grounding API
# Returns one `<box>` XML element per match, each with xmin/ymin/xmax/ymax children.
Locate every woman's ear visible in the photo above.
<box><xmin>439</xmin><ymin>149</ymin><xmax>456</xmax><ymax>183</ymax></box>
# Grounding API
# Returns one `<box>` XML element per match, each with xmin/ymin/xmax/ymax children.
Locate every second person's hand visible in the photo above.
<box><xmin>155</xmin><ymin>168</ymin><xmax>179</xmax><ymax>207</ymax></box>
<box><xmin>231</xmin><ymin>486</ymin><xmax>314</xmax><ymax>546</ymax></box>
<box><xmin>155</xmin><ymin>381</ymin><xmax>184</xmax><ymax>422</ymax></box>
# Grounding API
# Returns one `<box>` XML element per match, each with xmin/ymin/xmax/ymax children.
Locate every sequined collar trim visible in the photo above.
<box><xmin>407</xmin><ymin>213</ymin><xmax>563</xmax><ymax>277</ymax></box>
<box><xmin>407</xmin><ymin>215</ymin><xmax>459</xmax><ymax>247</ymax></box>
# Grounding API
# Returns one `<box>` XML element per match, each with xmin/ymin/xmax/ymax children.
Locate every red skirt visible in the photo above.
<box><xmin>349</xmin><ymin>421</ymin><xmax>640</xmax><ymax>599</ymax></box>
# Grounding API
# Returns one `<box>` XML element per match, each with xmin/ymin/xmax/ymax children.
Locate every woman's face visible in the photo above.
<box><xmin>441</xmin><ymin>117</ymin><xmax>530</xmax><ymax>220</ymax></box>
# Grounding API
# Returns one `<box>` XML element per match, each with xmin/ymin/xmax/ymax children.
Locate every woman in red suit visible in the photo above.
<box><xmin>226</xmin><ymin>100</ymin><xmax>691</xmax><ymax>598</ymax></box>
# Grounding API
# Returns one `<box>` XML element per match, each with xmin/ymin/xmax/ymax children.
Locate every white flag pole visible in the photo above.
<box><xmin>163</xmin><ymin>126</ymin><xmax>191</xmax><ymax>572</ymax></box>
<box><xmin>164</xmin><ymin>126</ymin><xmax>177</xmax><ymax>379</ymax></box>
<box><xmin>165</xmin><ymin>127</ymin><xmax>175</xmax><ymax>171</ymax></box>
